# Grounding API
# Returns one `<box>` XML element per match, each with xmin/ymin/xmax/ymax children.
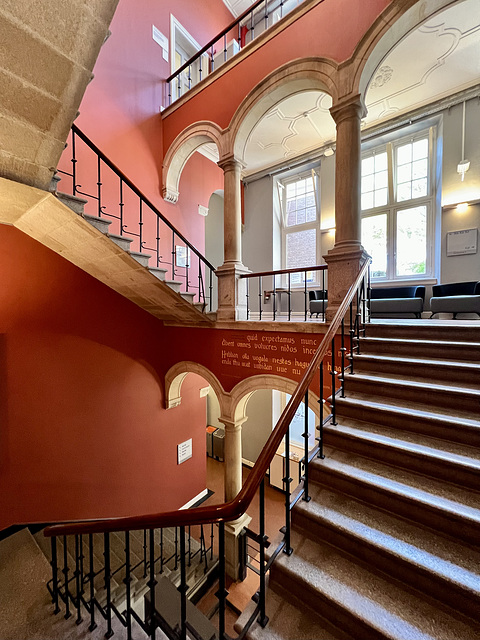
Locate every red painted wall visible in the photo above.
<box><xmin>0</xmin><ymin>226</ymin><xmax>209</xmax><ymax>529</ymax></box>
<box><xmin>162</xmin><ymin>0</ymin><xmax>392</xmax><ymax>150</ymax></box>
<box><xmin>62</xmin><ymin>0</ymin><xmax>229</xmax><ymax>256</ymax></box>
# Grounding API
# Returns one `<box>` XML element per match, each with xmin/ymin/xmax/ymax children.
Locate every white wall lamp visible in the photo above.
<box><xmin>457</xmin><ymin>101</ymin><xmax>470</xmax><ymax>182</ymax></box>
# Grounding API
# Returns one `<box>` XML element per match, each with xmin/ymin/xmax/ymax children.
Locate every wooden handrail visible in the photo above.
<box><xmin>240</xmin><ymin>264</ymin><xmax>327</xmax><ymax>279</ymax></box>
<box><xmin>44</xmin><ymin>259</ymin><xmax>370</xmax><ymax>538</ymax></box>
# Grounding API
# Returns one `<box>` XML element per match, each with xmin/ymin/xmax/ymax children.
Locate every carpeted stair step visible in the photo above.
<box><xmin>236</xmin><ymin>587</ymin><xmax>353</xmax><ymax>640</ymax></box>
<box><xmin>309</xmin><ymin>450</ymin><xmax>480</xmax><ymax>545</ymax></box>
<box><xmin>353</xmin><ymin>353</ymin><xmax>480</xmax><ymax>388</ymax></box>
<box><xmin>334</xmin><ymin>394</ymin><xmax>480</xmax><ymax>446</ymax></box>
<box><xmin>292</xmin><ymin>483</ymin><xmax>480</xmax><ymax>621</ymax></box>
<box><xmin>343</xmin><ymin>372</ymin><xmax>480</xmax><ymax>414</ymax></box>
<box><xmin>268</xmin><ymin>528</ymin><xmax>480</xmax><ymax>640</ymax></box>
<box><xmin>359</xmin><ymin>336</ymin><xmax>480</xmax><ymax>361</ymax></box>
<box><xmin>364</xmin><ymin>322</ymin><xmax>480</xmax><ymax>343</ymax></box>
<box><xmin>323</xmin><ymin>420</ymin><xmax>480</xmax><ymax>489</ymax></box>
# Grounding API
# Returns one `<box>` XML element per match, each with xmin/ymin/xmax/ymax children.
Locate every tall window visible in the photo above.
<box><xmin>361</xmin><ymin>129</ymin><xmax>435</xmax><ymax>281</ymax></box>
<box><xmin>280</xmin><ymin>171</ymin><xmax>319</xmax><ymax>285</ymax></box>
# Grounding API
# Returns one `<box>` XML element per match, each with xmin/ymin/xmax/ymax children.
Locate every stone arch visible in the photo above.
<box><xmin>164</xmin><ymin>361</ymin><xmax>226</xmax><ymax>412</ymax></box>
<box><xmin>350</xmin><ymin>0</ymin><xmax>464</xmax><ymax>102</ymax></box>
<box><xmin>162</xmin><ymin>121</ymin><xmax>226</xmax><ymax>203</ymax></box>
<box><xmin>227</xmin><ymin>57</ymin><xmax>340</xmax><ymax>165</ymax></box>
<box><xmin>229</xmin><ymin>374</ymin><xmax>321</xmax><ymax>423</ymax></box>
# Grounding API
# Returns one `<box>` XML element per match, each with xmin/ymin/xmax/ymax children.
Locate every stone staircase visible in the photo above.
<box><xmin>50</xmin><ymin>183</ymin><xmax>212</xmax><ymax>324</ymax></box>
<box><xmin>238</xmin><ymin>321</ymin><xmax>480</xmax><ymax>640</ymax></box>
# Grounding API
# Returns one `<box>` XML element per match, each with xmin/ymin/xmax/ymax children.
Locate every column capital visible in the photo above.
<box><xmin>329</xmin><ymin>94</ymin><xmax>367</xmax><ymax>126</ymax></box>
<box><xmin>217</xmin><ymin>153</ymin><xmax>245</xmax><ymax>173</ymax></box>
<box><xmin>218</xmin><ymin>415</ymin><xmax>248</xmax><ymax>431</ymax></box>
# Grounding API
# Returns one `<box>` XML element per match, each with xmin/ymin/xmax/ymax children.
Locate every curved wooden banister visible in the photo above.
<box><xmin>44</xmin><ymin>259</ymin><xmax>370</xmax><ymax>539</ymax></box>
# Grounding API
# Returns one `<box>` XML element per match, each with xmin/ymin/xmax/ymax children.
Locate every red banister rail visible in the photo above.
<box><xmin>44</xmin><ymin>259</ymin><xmax>370</xmax><ymax>538</ymax></box>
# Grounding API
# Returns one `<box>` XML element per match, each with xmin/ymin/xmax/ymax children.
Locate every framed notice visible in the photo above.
<box><xmin>177</xmin><ymin>438</ymin><xmax>192</xmax><ymax>464</ymax></box>
<box><xmin>446</xmin><ymin>228</ymin><xmax>477</xmax><ymax>256</ymax></box>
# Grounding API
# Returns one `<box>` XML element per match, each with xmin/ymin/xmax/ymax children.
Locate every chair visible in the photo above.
<box><xmin>429</xmin><ymin>281</ymin><xmax>480</xmax><ymax>318</ymax></box>
<box><xmin>309</xmin><ymin>290</ymin><xmax>327</xmax><ymax>318</ymax></box>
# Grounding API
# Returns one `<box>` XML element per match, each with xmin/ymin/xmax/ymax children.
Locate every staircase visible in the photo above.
<box><xmin>238</xmin><ymin>321</ymin><xmax>480</xmax><ymax>640</ymax></box>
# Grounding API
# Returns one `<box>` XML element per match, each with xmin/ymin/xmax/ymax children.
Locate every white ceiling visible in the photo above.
<box><xmin>209</xmin><ymin>0</ymin><xmax>480</xmax><ymax>176</ymax></box>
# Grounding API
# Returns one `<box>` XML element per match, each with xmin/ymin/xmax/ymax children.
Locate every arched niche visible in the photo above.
<box><xmin>162</xmin><ymin>121</ymin><xmax>226</xmax><ymax>204</ymax></box>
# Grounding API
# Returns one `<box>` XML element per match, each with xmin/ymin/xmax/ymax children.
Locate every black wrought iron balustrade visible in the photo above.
<box><xmin>241</xmin><ymin>264</ymin><xmax>328</xmax><ymax>321</ymax></box>
<box><xmin>56</xmin><ymin>124</ymin><xmax>216</xmax><ymax>312</ymax></box>
<box><xmin>166</xmin><ymin>0</ymin><xmax>306</xmax><ymax>104</ymax></box>
<box><xmin>44</xmin><ymin>261</ymin><xmax>371</xmax><ymax>640</ymax></box>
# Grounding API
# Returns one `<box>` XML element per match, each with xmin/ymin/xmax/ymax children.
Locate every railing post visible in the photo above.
<box><xmin>148</xmin><ymin>529</ymin><xmax>157</xmax><ymax>640</ymax></box>
<box><xmin>71</xmin><ymin>130</ymin><xmax>77</xmax><ymax>195</ymax></box>
<box><xmin>304</xmin><ymin>276</ymin><xmax>308</xmax><ymax>321</ymax></box>
<box><xmin>97</xmin><ymin>156</ymin><xmax>102</xmax><ymax>217</ymax></box>
<box><xmin>246</xmin><ymin>277</ymin><xmax>250</xmax><ymax>319</ymax></box>
<box><xmin>217</xmin><ymin>522</ymin><xmax>227</xmax><ymax>640</ymax></box>
<box><xmin>259</xmin><ymin>276</ymin><xmax>263</xmax><ymax>321</ymax></box>
<box><xmin>318</xmin><ymin>363</ymin><xmax>325</xmax><ymax>459</ymax></box>
<box><xmin>88</xmin><ymin>533</ymin><xmax>97</xmax><ymax>632</ymax></box>
<box><xmin>179</xmin><ymin>526</ymin><xmax>187</xmax><ymax>640</ymax></box>
<box><xmin>63</xmin><ymin>536</ymin><xmax>71</xmax><ymax>620</ymax></box>
<box><xmin>74</xmin><ymin>534</ymin><xmax>82</xmax><ymax>625</ymax></box>
<box><xmin>331</xmin><ymin>338</ymin><xmax>337</xmax><ymax>425</ymax></box>
<box><xmin>340</xmin><ymin>319</ymin><xmax>346</xmax><ymax>398</ymax></box>
<box><xmin>258</xmin><ymin>479</ymin><xmax>269</xmax><ymax>627</ymax></box>
<box><xmin>104</xmin><ymin>533</ymin><xmax>113</xmax><ymax>639</ymax></box>
<box><xmin>303</xmin><ymin>390</ymin><xmax>311</xmax><ymax>502</ymax></box>
<box><xmin>119</xmin><ymin>179</ymin><xmax>124</xmax><ymax>235</ymax></box>
<box><xmin>283</xmin><ymin>426</ymin><xmax>293</xmax><ymax>556</ymax></box>
<box><xmin>51</xmin><ymin>537</ymin><xmax>60</xmax><ymax>614</ymax></box>
<box><xmin>125</xmin><ymin>531</ymin><xmax>132</xmax><ymax>640</ymax></box>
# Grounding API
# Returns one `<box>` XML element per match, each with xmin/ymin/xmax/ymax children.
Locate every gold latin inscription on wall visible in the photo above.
<box><xmin>220</xmin><ymin>333</ymin><xmax>340</xmax><ymax>378</ymax></box>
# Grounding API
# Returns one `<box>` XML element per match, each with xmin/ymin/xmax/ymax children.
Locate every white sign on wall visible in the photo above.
<box><xmin>177</xmin><ymin>438</ymin><xmax>192</xmax><ymax>464</ymax></box>
<box><xmin>446</xmin><ymin>228</ymin><xmax>478</xmax><ymax>256</ymax></box>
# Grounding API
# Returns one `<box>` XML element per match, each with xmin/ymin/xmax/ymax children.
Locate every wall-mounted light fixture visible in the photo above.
<box><xmin>457</xmin><ymin>101</ymin><xmax>470</xmax><ymax>182</ymax></box>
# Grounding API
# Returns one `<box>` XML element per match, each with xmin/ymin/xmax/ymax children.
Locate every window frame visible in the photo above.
<box><xmin>361</xmin><ymin>126</ymin><xmax>437</xmax><ymax>283</ymax></box>
<box><xmin>279</xmin><ymin>168</ymin><xmax>321</xmax><ymax>287</ymax></box>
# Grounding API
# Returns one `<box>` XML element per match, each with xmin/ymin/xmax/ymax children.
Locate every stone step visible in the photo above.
<box><xmin>309</xmin><ymin>450</ymin><xmax>480</xmax><ymax>545</ymax></box>
<box><xmin>165</xmin><ymin>279</ymin><xmax>183</xmax><ymax>293</ymax></box>
<box><xmin>107</xmin><ymin>233</ymin><xmax>133</xmax><ymax>251</ymax></box>
<box><xmin>365</xmin><ymin>322</ymin><xmax>480</xmax><ymax>343</ymax></box>
<box><xmin>148</xmin><ymin>267</ymin><xmax>168</xmax><ymax>281</ymax></box>
<box><xmin>334</xmin><ymin>394</ymin><xmax>480</xmax><ymax>446</ymax></box>
<box><xmin>181</xmin><ymin>291</ymin><xmax>196</xmax><ymax>303</ymax></box>
<box><xmin>268</xmin><ymin>528</ymin><xmax>480</xmax><ymax>640</ymax></box>
<box><xmin>83</xmin><ymin>212</ymin><xmax>112</xmax><ymax>234</ymax></box>
<box><xmin>342</xmin><ymin>372</ymin><xmax>480</xmax><ymax>414</ymax></box>
<box><xmin>359</xmin><ymin>336</ymin><xmax>480</xmax><ymax>361</ymax></box>
<box><xmin>236</xmin><ymin>587</ymin><xmax>352</xmax><ymax>640</ymax></box>
<box><xmin>353</xmin><ymin>353</ymin><xmax>480</xmax><ymax>388</ymax></box>
<box><xmin>292</xmin><ymin>483</ymin><xmax>480</xmax><ymax>622</ymax></box>
<box><xmin>323</xmin><ymin>420</ymin><xmax>480</xmax><ymax>489</ymax></box>
<box><xmin>129</xmin><ymin>250</ymin><xmax>151</xmax><ymax>267</ymax></box>
<box><xmin>55</xmin><ymin>190</ymin><xmax>88</xmax><ymax>215</ymax></box>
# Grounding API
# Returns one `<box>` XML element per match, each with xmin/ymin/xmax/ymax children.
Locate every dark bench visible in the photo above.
<box><xmin>309</xmin><ymin>290</ymin><xmax>327</xmax><ymax>318</ymax></box>
<box><xmin>369</xmin><ymin>286</ymin><xmax>426</xmax><ymax>318</ymax></box>
<box><xmin>430</xmin><ymin>281</ymin><xmax>480</xmax><ymax>318</ymax></box>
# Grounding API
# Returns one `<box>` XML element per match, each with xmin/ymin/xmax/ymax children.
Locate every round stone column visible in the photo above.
<box><xmin>324</xmin><ymin>94</ymin><xmax>370</xmax><ymax>319</ymax></box>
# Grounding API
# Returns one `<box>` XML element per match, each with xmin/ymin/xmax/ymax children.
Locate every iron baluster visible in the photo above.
<box><xmin>322</xmin><ymin>269</ymin><xmax>326</xmax><ymax>322</ymax></box>
<box><xmin>251</xmin><ymin>6</ymin><xmax>254</xmax><ymax>39</ymax></box>
<box><xmin>72</xmin><ymin>130</ymin><xmax>77</xmax><ymax>195</ymax></box>
<box><xmin>210</xmin><ymin>523</ymin><xmax>214</xmax><ymax>561</ymax></box>
<box><xmin>148</xmin><ymin>529</ymin><xmax>157</xmax><ymax>640</ymax></box>
<box><xmin>75</xmin><ymin>535</ymin><xmax>82</xmax><ymax>625</ymax></box>
<box><xmin>97</xmin><ymin>156</ymin><xmax>102</xmax><ymax>217</ymax></box>
<box><xmin>143</xmin><ymin>530</ymin><xmax>148</xmax><ymax>578</ymax></box>
<box><xmin>223</xmin><ymin>34</ymin><xmax>227</xmax><ymax>62</ymax></box>
<box><xmin>125</xmin><ymin>532</ymin><xmax>132</xmax><ymax>640</ymax></box>
<box><xmin>217</xmin><ymin>522</ymin><xmax>227</xmax><ymax>640</ymax></box>
<box><xmin>283</xmin><ymin>424</ymin><xmax>293</xmax><ymax>556</ymax></box>
<box><xmin>246</xmin><ymin>277</ymin><xmax>250</xmax><ymax>319</ymax></box>
<box><xmin>186</xmin><ymin>248</ymin><xmax>189</xmax><ymax>292</ymax></box>
<box><xmin>304</xmin><ymin>275</ymin><xmax>308</xmax><ymax>321</ymax></box>
<box><xmin>259</xmin><ymin>276</ymin><xmax>263</xmax><ymax>321</ymax></box>
<box><xmin>139</xmin><ymin>199</ymin><xmax>144</xmax><ymax>253</ymax></box>
<box><xmin>318</xmin><ymin>362</ymin><xmax>325</xmax><ymax>458</ymax></box>
<box><xmin>258</xmin><ymin>478</ymin><xmax>269</xmax><ymax>627</ymax></box>
<box><xmin>172</xmin><ymin>233</ymin><xmax>176</xmax><ymax>281</ymax></box>
<box><xmin>63</xmin><ymin>536</ymin><xmax>71</xmax><ymax>619</ymax></box>
<box><xmin>288</xmin><ymin>272</ymin><xmax>291</xmax><ymax>321</ymax></box>
<box><xmin>168</xmin><ymin>80</ymin><xmax>171</xmax><ymax>106</ymax></box>
<box><xmin>188</xmin><ymin>526</ymin><xmax>192</xmax><ymax>567</ymax></box>
<box><xmin>104</xmin><ymin>533</ymin><xmax>113</xmax><ymax>638</ymax></box>
<box><xmin>280</xmin><ymin>0</ymin><xmax>284</xmax><ymax>18</ymax></box>
<box><xmin>179</xmin><ymin>526</ymin><xmax>187</xmax><ymax>640</ymax></box>
<box><xmin>209</xmin><ymin>267</ymin><xmax>213</xmax><ymax>312</ymax></box>
<box><xmin>174</xmin><ymin>526</ymin><xmax>179</xmax><ymax>570</ymax></box>
<box><xmin>88</xmin><ymin>534</ymin><xmax>97</xmax><ymax>631</ymax></box>
<box><xmin>188</xmin><ymin>64</ymin><xmax>192</xmax><ymax>90</ymax></box>
<box><xmin>273</xmin><ymin>275</ymin><xmax>277</xmax><ymax>320</ymax></box>
<box><xmin>156</xmin><ymin>216</ymin><xmax>161</xmax><ymax>267</ymax></box>
<box><xmin>160</xmin><ymin>528</ymin><xmax>164</xmax><ymax>574</ymax></box>
<box><xmin>119</xmin><ymin>179</ymin><xmax>124</xmax><ymax>236</ymax></box>
<box><xmin>51</xmin><ymin>537</ymin><xmax>60</xmax><ymax>614</ymax></box>
<box><xmin>303</xmin><ymin>390</ymin><xmax>311</xmax><ymax>502</ymax></box>
<box><xmin>264</xmin><ymin>0</ymin><xmax>268</xmax><ymax>30</ymax></box>
<box><xmin>331</xmin><ymin>338</ymin><xmax>337</xmax><ymax>426</ymax></box>
<box><xmin>340</xmin><ymin>318</ymin><xmax>346</xmax><ymax>398</ymax></box>
<box><xmin>210</xmin><ymin>45</ymin><xmax>215</xmax><ymax>71</ymax></box>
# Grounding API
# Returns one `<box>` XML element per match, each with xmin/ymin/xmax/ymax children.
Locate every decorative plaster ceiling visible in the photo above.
<box><xmin>202</xmin><ymin>0</ymin><xmax>480</xmax><ymax>177</ymax></box>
